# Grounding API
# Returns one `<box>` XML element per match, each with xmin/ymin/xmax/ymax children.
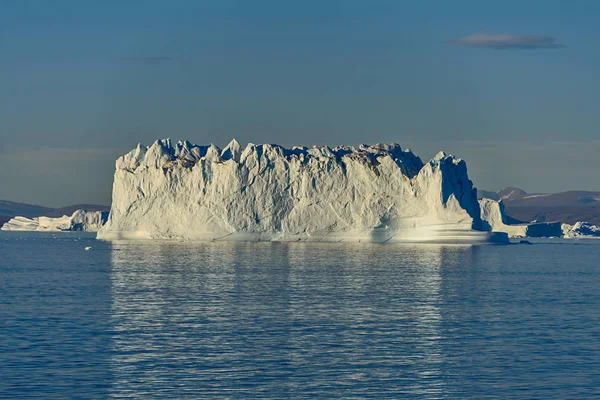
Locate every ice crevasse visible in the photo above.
<box><xmin>97</xmin><ymin>139</ymin><xmax>509</xmax><ymax>244</ymax></box>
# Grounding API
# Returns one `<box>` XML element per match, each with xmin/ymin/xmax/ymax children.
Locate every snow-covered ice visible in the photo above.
<box><xmin>1</xmin><ymin>210</ymin><xmax>108</xmax><ymax>232</ymax></box>
<box><xmin>562</xmin><ymin>222</ymin><xmax>600</xmax><ymax>238</ymax></box>
<box><xmin>479</xmin><ymin>198</ymin><xmax>562</xmax><ymax>238</ymax></box>
<box><xmin>97</xmin><ymin>139</ymin><xmax>509</xmax><ymax>243</ymax></box>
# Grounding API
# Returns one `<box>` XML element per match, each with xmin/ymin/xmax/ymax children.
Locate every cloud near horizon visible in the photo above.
<box><xmin>448</xmin><ymin>33</ymin><xmax>565</xmax><ymax>49</ymax></box>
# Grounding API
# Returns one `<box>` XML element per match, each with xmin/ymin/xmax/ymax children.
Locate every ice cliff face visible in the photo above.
<box><xmin>479</xmin><ymin>198</ymin><xmax>561</xmax><ymax>238</ymax></box>
<box><xmin>1</xmin><ymin>210</ymin><xmax>108</xmax><ymax>232</ymax></box>
<box><xmin>98</xmin><ymin>139</ymin><xmax>507</xmax><ymax>243</ymax></box>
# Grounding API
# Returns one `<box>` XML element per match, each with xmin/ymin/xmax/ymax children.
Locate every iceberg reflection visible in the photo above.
<box><xmin>108</xmin><ymin>241</ymin><xmax>476</xmax><ymax>398</ymax></box>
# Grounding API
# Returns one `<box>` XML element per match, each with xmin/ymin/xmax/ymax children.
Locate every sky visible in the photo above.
<box><xmin>1</xmin><ymin>0</ymin><xmax>599</xmax><ymax>207</ymax></box>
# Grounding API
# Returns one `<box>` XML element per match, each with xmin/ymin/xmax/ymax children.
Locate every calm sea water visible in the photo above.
<box><xmin>1</xmin><ymin>232</ymin><xmax>599</xmax><ymax>399</ymax></box>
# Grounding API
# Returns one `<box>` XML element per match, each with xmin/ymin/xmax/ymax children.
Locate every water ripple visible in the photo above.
<box><xmin>1</xmin><ymin>235</ymin><xmax>600</xmax><ymax>398</ymax></box>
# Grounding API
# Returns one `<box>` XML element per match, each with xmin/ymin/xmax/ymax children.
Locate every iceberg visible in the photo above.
<box><xmin>1</xmin><ymin>210</ymin><xmax>108</xmax><ymax>232</ymax></box>
<box><xmin>479</xmin><ymin>198</ymin><xmax>562</xmax><ymax>238</ymax></box>
<box><xmin>97</xmin><ymin>139</ymin><xmax>509</xmax><ymax>243</ymax></box>
<box><xmin>562</xmin><ymin>222</ymin><xmax>600</xmax><ymax>238</ymax></box>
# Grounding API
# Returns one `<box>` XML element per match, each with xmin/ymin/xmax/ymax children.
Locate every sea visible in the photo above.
<box><xmin>1</xmin><ymin>232</ymin><xmax>599</xmax><ymax>399</ymax></box>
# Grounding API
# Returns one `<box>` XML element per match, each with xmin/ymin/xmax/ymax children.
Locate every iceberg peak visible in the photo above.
<box><xmin>221</xmin><ymin>139</ymin><xmax>242</xmax><ymax>162</ymax></box>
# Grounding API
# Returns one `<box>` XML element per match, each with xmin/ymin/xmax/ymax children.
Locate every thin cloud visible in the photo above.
<box><xmin>118</xmin><ymin>56</ymin><xmax>173</xmax><ymax>64</ymax></box>
<box><xmin>448</xmin><ymin>33</ymin><xmax>565</xmax><ymax>49</ymax></box>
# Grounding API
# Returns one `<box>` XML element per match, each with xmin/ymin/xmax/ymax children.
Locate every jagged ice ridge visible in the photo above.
<box><xmin>97</xmin><ymin>139</ymin><xmax>509</xmax><ymax>243</ymax></box>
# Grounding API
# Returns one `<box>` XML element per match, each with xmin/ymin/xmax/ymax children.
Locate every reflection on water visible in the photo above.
<box><xmin>108</xmin><ymin>242</ymin><xmax>474</xmax><ymax>398</ymax></box>
<box><xmin>2</xmin><ymin>234</ymin><xmax>600</xmax><ymax>398</ymax></box>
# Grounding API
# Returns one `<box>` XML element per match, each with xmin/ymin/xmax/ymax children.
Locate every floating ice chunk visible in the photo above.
<box><xmin>479</xmin><ymin>198</ymin><xmax>562</xmax><ymax>237</ymax></box>
<box><xmin>562</xmin><ymin>222</ymin><xmax>600</xmax><ymax>238</ymax></box>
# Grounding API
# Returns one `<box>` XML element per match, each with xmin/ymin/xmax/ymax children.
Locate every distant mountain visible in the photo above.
<box><xmin>0</xmin><ymin>200</ymin><xmax>54</xmax><ymax>218</ymax></box>
<box><xmin>477</xmin><ymin>188</ymin><xmax>600</xmax><ymax>225</ymax></box>
<box><xmin>0</xmin><ymin>200</ymin><xmax>110</xmax><ymax>227</ymax></box>
<box><xmin>45</xmin><ymin>204</ymin><xmax>110</xmax><ymax>218</ymax></box>
<box><xmin>497</xmin><ymin>187</ymin><xmax>528</xmax><ymax>201</ymax></box>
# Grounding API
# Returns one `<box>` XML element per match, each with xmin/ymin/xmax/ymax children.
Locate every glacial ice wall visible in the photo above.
<box><xmin>98</xmin><ymin>139</ymin><xmax>507</xmax><ymax>243</ymax></box>
<box><xmin>1</xmin><ymin>210</ymin><xmax>108</xmax><ymax>232</ymax></box>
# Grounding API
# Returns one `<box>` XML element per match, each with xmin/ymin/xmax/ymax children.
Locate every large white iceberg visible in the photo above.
<box><xmin>1</xmin><ymin>209</ymin><xmax>108</xmax><ymax>232</ymax></box>
<box><xmin>97</xmin><ymin>139</ymin><xmax>509</xmax><ymax>243</ymax></box>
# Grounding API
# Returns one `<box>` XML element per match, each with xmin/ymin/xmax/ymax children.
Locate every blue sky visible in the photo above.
<box><xmin>1</xmin><ymin>0</ymin><xmax>599</xmax><ymax>206</ymax></box>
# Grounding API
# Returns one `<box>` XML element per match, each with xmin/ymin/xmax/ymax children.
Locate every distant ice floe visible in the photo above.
<box><xmin>1</xmin><ymin>210</ymin><xmax>108</xmax><ymax>232</ymax></box>
<box><xmin>479</xmin><ymin>198</ymin><xmax>600</xmax><ymax>239</ymax></box>
<box><xmin>562</xmin><ymin>222</ymin><xmax>600</xmax><ymax>238</ymax></box>
<box><xmin>479</xmin><ymin>198</ymin><xmax>562</xmax><ymax>238</ymax></box>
